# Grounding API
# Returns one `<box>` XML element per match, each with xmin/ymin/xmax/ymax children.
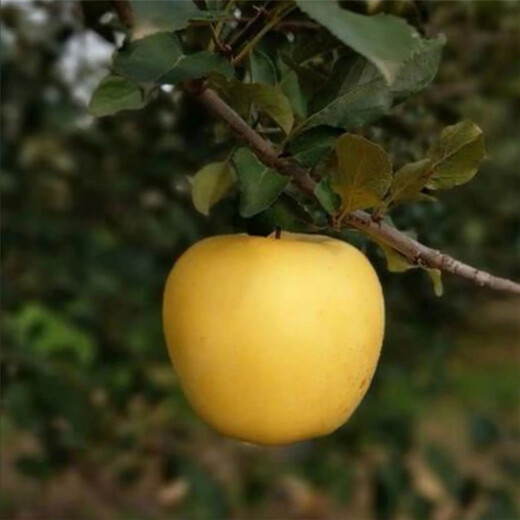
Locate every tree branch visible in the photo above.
<box><xmin>188</xmin><ymin>84</ymin><xmax>520</xmax><ymax>295</ymax></box>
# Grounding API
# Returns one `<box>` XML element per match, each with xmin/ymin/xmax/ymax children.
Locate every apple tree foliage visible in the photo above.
<box><xmin>90</xmin><ymin>0</ymin><xmax>486</xmax><ymax>296</ymax></box>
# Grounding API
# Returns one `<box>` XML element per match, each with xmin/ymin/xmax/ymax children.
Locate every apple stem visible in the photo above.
<box><xmin>275</xmin><ymin>226</ymin><xmax>282</xmax><ymax>240</ymax></box>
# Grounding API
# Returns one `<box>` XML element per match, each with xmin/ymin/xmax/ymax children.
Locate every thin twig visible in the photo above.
<box><xmin>208</xmin><ymin>0</ymin><xmax>235</xmax><ymax>53</ymax></box>
<box><xmin>239</xmin><ymin>18</ymin><xmax>319</xmax><ymax>30</ymax></box>
<box><xmin>231</xmin><ymin>4</ymin><xmax>296</xmax><ymax>65</ymax></box>
<box><xmin>191</xmin><ymin>17</ymin><xmax>320</xmax><ymax>30</ymax></box>
<box><xmin>227</xmin><ymin>2</ymin><xmax>269</xmax><ymax>48</ymax></box>
<box><xmin>208</xmin><ymin>24</ymin><xmax>229</xmax><ymax>54</ymax></box>
<box><xmin>188</xmin><ymin>85</ymin><xmax>520</xmax><ymax>295</ymax></box>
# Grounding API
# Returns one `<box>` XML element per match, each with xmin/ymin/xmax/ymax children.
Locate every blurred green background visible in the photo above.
<box><xmin>1</xmin><ymin>1</ymin><xmax>519</xmax><ymax>519</ymax></box>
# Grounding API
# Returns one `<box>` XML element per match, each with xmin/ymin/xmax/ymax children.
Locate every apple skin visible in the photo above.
<box><xmin>162</xmin><ymin>232</ymin><xmax>385</xmax><ymax>445</ymax></box>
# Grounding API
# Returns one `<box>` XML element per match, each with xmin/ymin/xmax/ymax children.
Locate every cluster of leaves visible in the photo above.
<box><xmin>89</xmin><ymin>0</ymin><xmax>486</xmax><ymax>295</ymax></box>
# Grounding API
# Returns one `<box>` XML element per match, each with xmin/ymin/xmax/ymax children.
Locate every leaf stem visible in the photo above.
<box><xmin>231</xmin><ymin>4</ymin><xmax>296</xmax><ymax>66</ymax></box>
<box><xmin>208</xmin><ymin>0</ymin><xmax>236</xmax><ymax>52</ymax></box>
<box><xmin>209</xmin><ymin>24</ymin><xmax>226</xmax><ymax>53</ymax></box>
<box><xmin>227</xmin><ymin>2</ymin><xmax>270</xmax><ymax>49</ymax></box>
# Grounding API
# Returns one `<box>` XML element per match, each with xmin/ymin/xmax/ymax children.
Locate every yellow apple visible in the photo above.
<box><xmin>162</xmin><ymin>232</ymin><xmax>385</xmax><ymax>445</ymax></box>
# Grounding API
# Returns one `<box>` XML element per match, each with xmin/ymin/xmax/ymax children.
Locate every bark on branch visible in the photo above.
<box><xmin>189</xmin><ymin>85</ymin><xmax>520</xmax><ymax>295</ymax></box>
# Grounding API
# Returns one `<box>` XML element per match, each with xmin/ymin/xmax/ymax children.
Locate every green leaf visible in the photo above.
<box><xmin>114</xmin><ymin>33</ymin><xmax>233</xmax><ymax>86</ymax></box>
<box><xmin>297</xmin><ymin>76</ymin><xmax>391</xmax><ymax>133</ymax></box>
<box><xmin>250</xmin><ymin>50</ymin><xmax>277</xmax><ymax>85</ymax></box>
<box><xmin>425</xmin><ymin>268</ymin><xmax>444</xmax><ymax>297</ymax></box>
<box><xmin>130</xmin><ymin>0</ymin><xmax>225</xmax><ymax>37</ymax></box>
<box><xmin>314</xmin><ymin>178</ymin><xmax>341</xmax><ymax>215</ymax></box>
<box><xmin>426</xmin><ymin>120</ymin><xmax>485</xmax><ymax>190</ymax></box>
<box><xmin>391</xmin><ymin>36</ymin><xmax>446</xmax><ymax>98</ymax></box>
<box><xmin>280</xmin><ymin>54</ymin><xmax>327</xmax><ymax>96</ymax></box>
<box><xmin>310</xmin><ymin>55</ymin><xmax>381</xmax><ymax>113</ymax></box>
<box><xmin>333</xmin><ymin>134</ymin><xmax>392</xmax><ymax>213</ymax></box>
<box><xmin>414</xmin><ymin>192</ymin><xmax>437</xmax><ymax>203</ymax></box>
<box><xmin>280</xmin><ymin>69</ymin><xmax>308</xmax><ymax>120</ymax></box>
<box><xmin>295</xmin><ymin>0</ymin><xmax>425</xmax><ymax>85</ymax></box>
<box><xmin>278</xmin><ymin>31</ymin><xmax>340</xmax><ymax>98</ymax></box>
<box><xmin>299</xmin><ymin>43</ymin><xmax>444</xmax><ymax>134</ymax></box>
<box><xmin>212</xmin><ymin>77</ymin><xmax>294</xmax><ymax>134</ymax></box>
<box><xmin>189</xmin><ymin>161</ymin><xmax>235</xmax><ymax>216</ymax></box>
<box><xmin>377</xmin><ymin>242</ymin><xmax>414</xmax><ymax>273</ymax></box>
<box><xmin>289</xmin><ymin>127</ymin><xmax>342</xmax><ymax>167</ymax></box>
<box><xmin>277</xmin><ymin>54</ymin><xmax>308</xmax><ymax>119</ymax></box>
<box><xmin>245</xmin><ymin>84</ymin><xmax>294</xmax><ymax>135</ymax></box>
<box><xmin>388</xmin><ymin>158</ymin><xmax>433</xmax><ymax>204</ymax></box>
<box><xmin>88</xmin><ymin>75</ymin><xmax>149</xmax><ymax>117</ymax></box>
<box><xmin>387</xmin><ymin>120</ymin><xmax>484</xmax><ymax>204</ymax></box>
<box><xmin>160</xmin><ymin>51</ymin><xmax>233</xmax><ymax>84</ymax></box>
<box><xmin>233</xmin><ymin>148</ymin><xmax>288</xmax><ymax>218</ymax></box>
<box><xmin>291</xmin><ymin>29</ymin><xmax>341</xmax><ymax>66</ymax></box>
<box><xmin>113</xmin><ymin>32</ymin><xmax>184</xmax><ymax>83</ymax></box>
